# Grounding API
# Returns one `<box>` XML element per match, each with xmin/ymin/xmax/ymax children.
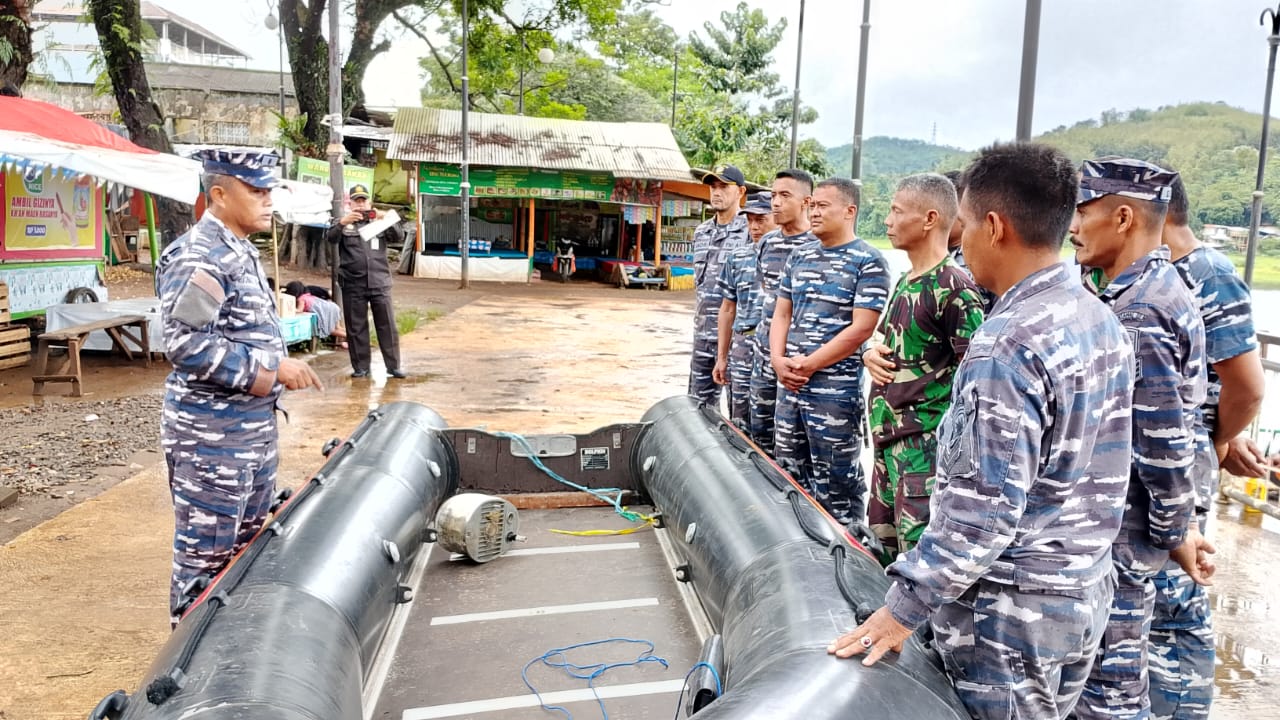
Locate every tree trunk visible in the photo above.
<box><xmin>0</xmin><ymin>0</ymin><xmax>33</xmax><ymax>92</ymax></box>
<box><xmin>282</xmin><ymin>0</ymin><xmax>332</xmax><ymax>150</ymax></box>
<box><xmin>342</xmin><ymin>0</ymin><xmax>398</xmax><ymax>114</ymax></box>
<box><xmin>87</xmin><ymin>0</ymin><xmax>193</xmax><ymax>246</ymax></box>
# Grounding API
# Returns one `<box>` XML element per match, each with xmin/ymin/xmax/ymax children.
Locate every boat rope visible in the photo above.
<box><xmin>671</xmin><ymin>661</ymin><xmax>723</xmax><ymax>720</ymax></box>
<box><xmin>521</xmin><ymin>637</ymin><xmax>670</xmax><ymax>720</ymax></box>
<box><xmin>488</xmin><ymin>430</ymin><xmax>657</xmax><ymax>535</ymax></box>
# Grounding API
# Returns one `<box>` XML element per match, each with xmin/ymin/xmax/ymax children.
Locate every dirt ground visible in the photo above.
<box><xmin>0</xmin><ymin>266</ymin><xmax>698</xmax><ymax>719</ymax></box>
<box><xmin>3</xmin><ymin>264</ymin><xmax>1280</xmax><ymax>719</ymax></box>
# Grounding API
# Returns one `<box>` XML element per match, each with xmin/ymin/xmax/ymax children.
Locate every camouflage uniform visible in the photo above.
<box><xmin>1149</xmin><ymin>244</ymin><xmax>1256</xmax><ymax>720</ymax></box>
<box><xmin>159</xmin><ymin>179</ymin><xmax>287</xmax><ymax>627</ymax></box>
<box><xmin>774</xmin><ymin>237</ymin><xmax>889</xmax><ymax>526</ymax></box>
<box><xmin>885</xmin><ymin>262</ymin><xmax>1135</xmax><ymax>720</ymax></box>
<box><xmin>689</xmin><ymin>215</ymin><xmax>748</xmax><ymax>405</ymax></box>
<box><xmin>717</xmin><ymin>244</ymin><xmax>760</xmax><ymax>431</ymax></box>
<box><xmin>947</xmin><ymin>245</ymin><xmax>997</xmax><ymax>310</ymax></box>
<box><xmin>1074</xmin><ymin>246</ymin><xmax>1205</xmax><ymax>720</ymax></box>
<box><xmin>747</xmin><ymin>228</ymin><xmax>816</xmax><ymax>452</ymax></box>
<box><xmin>867</xmin><ymin>258</ymin><xmax>985</xmax><ymax>562</ymax></box>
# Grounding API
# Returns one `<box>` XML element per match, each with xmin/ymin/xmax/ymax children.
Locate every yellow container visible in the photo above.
<box><xmin>1245</xmin><ymin>477</ymin><xmax>1267</xmax><ymax>512</ymax></box>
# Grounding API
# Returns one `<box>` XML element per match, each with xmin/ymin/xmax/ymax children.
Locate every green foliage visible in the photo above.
<box><xmin>687</xmin><ymin>2</ymin><xmax>785</xmax><ymax>97</ymax></box>
<box><xmin>274</xmin><ymin>111</ymin><xmax>323</xmax><ymax>160</ymax></box>
<box><xmin>825</xmin><ymin>137</ymin><xmax>968</xmax><ymax>178</ymax></box>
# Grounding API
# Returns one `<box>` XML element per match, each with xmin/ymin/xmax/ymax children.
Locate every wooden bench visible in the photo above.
<box><xmin>32</xmin><ymin>314</ymin><xmax>151</xmax><ymax>397</ymax></box>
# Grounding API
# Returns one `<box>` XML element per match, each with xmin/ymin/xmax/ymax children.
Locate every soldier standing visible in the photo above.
<box><xmin>1069</xmin><ymin>158</ymin><xmax>1209</xmax><ymax>720</ymax></box>
<box><xmin>326</xmin><ymin>183</ymin><xmax>407</xmax><ymax>379</ymax></box>
<box><xmin>714</xmin><ymin>192</ymin><xmax>774</xmax><ymax>431</ymax></box>
<box><xmin>689</xmin><ymin>165</ymin><xmax>748</xmax><ymax>405</ymax></box>
<box><xmin>863</xmin><ymin>174</ymin><xmax>986</xmax><ymax>564</ymax></box>
<box><xmin>1149</xmin><ymin>174</ymin><xmax>1265</xmax><ymax>720</ymax></box>
<box><xmin>748</xmin><ymin>169</ymin><xmax>816</xmax><ymax>453</ymax></box>
<box><xmin>830</xmin><ymin>143</ymin><xmax>1135</xmax><ymax>720</ymax></box>
<box><xmin>770</xmin><ymin>177</ymin><xmax>889</xmax><ymax>526</ymax></box>
<box><xmin>159</xmin><ymin>150</ymin><xmax>322</xmax><ymax>627</ymax></box>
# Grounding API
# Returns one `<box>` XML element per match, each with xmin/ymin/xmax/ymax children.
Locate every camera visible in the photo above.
<box><xmin>362</xmin><ymin>209</ymin><xmax>378</xmax><ymax>222</ymax></box>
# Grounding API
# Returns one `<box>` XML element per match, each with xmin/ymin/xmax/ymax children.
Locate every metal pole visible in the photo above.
<box><xmin>327</xmin><ymin>0</ymin><xmax>343</xmax><ymax>303</ymax></box>
<box><xmin>460</xmin><ymin>0</ymin><xmax>471</xmax><ymax>289</ymax></box>
<box><xmin>788</xmin><ymin>0</ymin><xmax>805</xmax><ymax>168</ymax></box>
<box><xmin>671</xmin><ymin>45</ymin><xmax>679</xmax><ymax>127</ymax></box>
<box><xmin>518</xmin><ymin>31</ymin><xmax>525</xmax><ymax>115</ymax></box>
<box><xmin>277</xmin><ymin>23</ymin><xmax>285</xmax><ymax>116</ymax></box>
<box><xmin>1015</xmin><ymin>0</ymin><xmax>1042</xmax><ymax>141</ymax></box>
<box><xmin>850</xmin><ymin>0</ymin><xmax>871</xmax><ymax>181</ymax></box>
<box><xmin>1246</xmin><ymin>5</ymin><xmax>1280</xmax><ymax>288</ymax></box>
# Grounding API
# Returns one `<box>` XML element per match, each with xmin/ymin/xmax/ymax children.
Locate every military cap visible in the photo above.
<box><xmin>349</xmin><ymin>183</ymin><xmax>371</xmax><ymax>200</ymax></box>
<box><xmin>195</xmin><ymin>148</ymin><xmax>280</xmax><ymax>189</ymax></box>
<box><xmin>1078</xmin><ymin>157</ymin><xmax>1177</xmax><ymax>205</ymax></box>
<box><xmin>702</xmin><ymin>164</ymin><xmax>746</xmax><ymax>187</ymax></box>
<box><xmin>741</xmin><ymin>192</ymin><xmax>774</xmax><ymax>215</ymax></box>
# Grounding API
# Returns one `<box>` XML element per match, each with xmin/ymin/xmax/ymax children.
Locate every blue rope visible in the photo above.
<box><xmin>491</xmin><ymin>430</ymin><xmax>648</xmax><ymax>524</ymax></box>
<box><xmin>671</xmin><ymin>661</ymin><xmax>723</xmax><ymax>719</ymax></box>
<box><xmin>522</xmin><ymin>637</ymin><xmax>670</xmax><ymax>720</ymax></box>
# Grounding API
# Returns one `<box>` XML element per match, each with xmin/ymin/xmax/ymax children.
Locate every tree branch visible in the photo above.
<box><xmin>391</xmin><ymin>8</ymin><xmax>456</xmax><ymax>93</ymax></box>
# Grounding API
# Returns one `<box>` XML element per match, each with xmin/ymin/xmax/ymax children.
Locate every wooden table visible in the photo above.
<box><xmin>32</xmin><ymin>314</ymin><xmax>150</xmax><ymax>397</ymax></box>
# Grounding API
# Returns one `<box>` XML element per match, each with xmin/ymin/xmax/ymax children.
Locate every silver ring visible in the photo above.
<box><xmin>859</xmin><ymin>636</ymin><xmax>873</xmax><ymax>649</ymax></box>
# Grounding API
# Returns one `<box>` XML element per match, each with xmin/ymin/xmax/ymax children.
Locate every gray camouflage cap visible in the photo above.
<box><xmin>1077</xmin><ymin>157</ymin><xmax>1177</xmax><ymax>205</ymax></box>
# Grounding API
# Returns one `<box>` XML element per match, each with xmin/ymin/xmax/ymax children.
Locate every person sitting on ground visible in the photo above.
<box><xmin>285</xmin><ymin>280</ymin><xmax>347</xmax><ymax>348</ymax></box>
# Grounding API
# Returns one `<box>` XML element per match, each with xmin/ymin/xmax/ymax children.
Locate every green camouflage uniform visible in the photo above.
<box><xmin>867</xmin><ymin>258</ymin><xmax>986</xmax><ymax>562</ymax></box>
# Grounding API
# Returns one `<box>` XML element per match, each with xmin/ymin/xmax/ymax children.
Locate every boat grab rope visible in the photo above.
<box><xmin>487</xmin><ymin>430</ymin><xmax>657</xmax><ymax>535</ymax></box>
<box><xmin>522</xmin><ymin>637</ymin><xmax>670</xmax><ymax>720</ymax></box>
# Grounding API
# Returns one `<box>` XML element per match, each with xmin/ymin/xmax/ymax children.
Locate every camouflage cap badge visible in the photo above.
<box><xmin>196</xmin><ymin>149</ymin><xmax>281</xmax><ymax>189</ymax></box>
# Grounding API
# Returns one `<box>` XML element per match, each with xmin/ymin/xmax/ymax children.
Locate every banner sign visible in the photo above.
<box><xmin>0</xmin><ymin>169</ymin><xmax>103</xmax><ymax>260</ymax></box>
<box><xmin>417</xmin><ymin>163</ymin><xmax>614</xmax><ymax>201</ymax></box>
<box><xmin>296</xmin><ymin>157</ymin><xmax>376</xmax><ymax>195</ymax></box>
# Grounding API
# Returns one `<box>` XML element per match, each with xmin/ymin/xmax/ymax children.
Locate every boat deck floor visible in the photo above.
<box><xmin>368</xmin><ymin>506</ymin><xmax>707</xmax><ymax>720</ymax></box>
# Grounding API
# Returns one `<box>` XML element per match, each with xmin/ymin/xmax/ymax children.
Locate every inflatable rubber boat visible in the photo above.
<box><xmin>89</xmin><ymin>396</ymin><xmax>967</xmax><ymax>719</ymax></box>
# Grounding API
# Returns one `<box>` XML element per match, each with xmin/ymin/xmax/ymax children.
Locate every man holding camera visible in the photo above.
<box><xmin>326</xmin><ymin>183</ymin><xmax>406</xmax><ymax>379</ymax></box>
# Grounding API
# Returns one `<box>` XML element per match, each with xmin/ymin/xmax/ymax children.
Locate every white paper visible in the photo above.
<box><xmin>359</xmin><ymin>209</ymin><xmax>401</xmax><ymax>243</ymax></box>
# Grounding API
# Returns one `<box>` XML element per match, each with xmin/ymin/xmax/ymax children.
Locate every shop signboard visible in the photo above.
<box><xmin>417</xmin><ymin>163</ymin><xmax>614</xmax><ymax>201</ymax></box>
<box><xmin>296</xmin><ymin>157</ymin><xmax>375</xmax><ymax>196</ymax></box>
<box><xmin>0</xmin><ymin>168</ymin><xmax>102</xmax><ymax>261</ymax></box>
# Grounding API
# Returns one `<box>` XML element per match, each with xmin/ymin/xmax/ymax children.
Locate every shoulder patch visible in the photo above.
<box><xmin>171</xmin><ymin>268</ymin><xmax>225</xmax><ymax>328</ymax></box>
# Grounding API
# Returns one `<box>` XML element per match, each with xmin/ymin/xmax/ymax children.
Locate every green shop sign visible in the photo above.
<box><xmin>416</xmin><ymin>163</ymin><xmax>614</xmax><ymax>200</ymax></box>
<box><xmin>296</xmin><ymin>157</ymin><xmax>375</xmax><ymax>191</ymax></box>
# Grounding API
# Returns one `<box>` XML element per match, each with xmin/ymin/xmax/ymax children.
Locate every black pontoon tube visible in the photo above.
<box><xmin>95</xmin><ymin>402</ymin><xmax>458</xmax><ymax>720</ymax></box>
<box><xmin>636</xmin><ymin>395</ymin><xmax>967</xmax><ymax>719</ymax></box>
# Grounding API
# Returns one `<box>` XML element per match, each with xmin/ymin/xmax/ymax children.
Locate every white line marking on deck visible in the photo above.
<box><xmin>401</xmin><ymin>679</ymin><xmax>687</xmax><ymax>719</ymax></box>
<box><xmin>429</xmin><ymin>597</ymin><xmax>659</xmax><ymax>626</ymax></box>
<box><xmin>448</xmin><ymin>541</ymin><xmax>640</xmax><ymax>561</ymax></box>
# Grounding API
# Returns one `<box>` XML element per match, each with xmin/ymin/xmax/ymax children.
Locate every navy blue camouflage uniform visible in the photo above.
<box><xmin>717</xmin><ymin>243</ymin><xmax>759</xmax><ymax>431</ymax></box>
<box><xmin>773</xmin><ymin>237</ymin><xmax>889</xmax><ymax>526</ymax></box>
<box><xmin>158</xmin><ymin>151</ymin><xmax>286</xmax><ymax>627</ymax></box>
<box><xmin>689</xmin><ymin>214</ymin><xmax>748</xmax><ymax>405</ymax></box>
<box><xmin>1148</xmin><ymin>244</ymin><xmax>1257</xmax><ymax>720</ymax></box>
<box><xmin>885</xmin><ymin>262</ymin><xmax>1135</xmax><ymax>720</ymax></box>
<box><xmin>1075</xmin><ymin>246</ymin><xmax>1205</xmax><ymax>720</ymax></box>
<box><xmin>747</xmin><ymin>228</ymin><xmax>815</xmax><ymax>453</ymax></box>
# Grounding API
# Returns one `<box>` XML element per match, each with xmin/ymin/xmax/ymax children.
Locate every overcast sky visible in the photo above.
<box><xmin>165</xmin><ymin>0</ymin><xmax>1275</xmax><ymax>150</ymax></box>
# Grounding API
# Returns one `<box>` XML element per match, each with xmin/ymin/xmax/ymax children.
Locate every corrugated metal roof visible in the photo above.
<box><xmin>388</xmin><ymin>107</ymin><xmax>692</xmax><ymax>182</ymax></box>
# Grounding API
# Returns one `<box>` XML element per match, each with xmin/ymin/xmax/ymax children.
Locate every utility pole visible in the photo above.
<box><xmin>1247</xmin><ymin>3</ymin><xmax>1280</xmax><ymax>287</ymax></box>
<box><xmin>850</xmin><ymin>0</ymin><xmax>871</xmax><ymax>182</ymax></box>
<box><xmin>327</xmin><ymin>0</ymin><xmax>343</xmax><ymax>303</ymax></box>
<box><xmin>788</xmin><ymin>0</ymin><xmax>805</xmax><ymax>168</ymax></box>
<box><xmin>460</xmin><ymin>0</ymin><xmax>471</xmax><ymax>289</ymax></box>
<box><xmin>671</xmin><ymin>44</ymin><xmax>679</xmax><ymax>128</ymax></box>
<box><xmin>518</xmin><ymin>31</ymin><xmax>526</xmax><ymax>115</ymax></box>
<box><xmin>1015</xmin><ymin>0</ymin><xmax>1042</xmax><ymax>142</ymax></box>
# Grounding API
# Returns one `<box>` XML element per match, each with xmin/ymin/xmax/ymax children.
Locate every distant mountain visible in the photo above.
<box><xmin>825</xmin><ymin>136</ymin><xmax>968</xmax><ymax>178</ymax></box>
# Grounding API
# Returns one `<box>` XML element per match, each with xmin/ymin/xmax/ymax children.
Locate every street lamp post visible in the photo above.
<box><xmin>1015</xmin><ymin>0</ymin><xmax>1042</xmax><ymax>142</ymax></box>
<box><xmin>671</xmin><ymin>44</ymin><xmax>679</xmax><ymax>127</ymax></box>
<box><xmin>1246</xmin><ymin>3</ymin><xmax>1280</xmax><ymax>288</ymax></box>
<box><xmin>517</xmin><ymin>36</ymin><xmax>554</xmax><ymax>115</ymax></box>
<box><xmin>263</xmin><ymin>12</ymin><xmax>284</xmax><ymax>116</ymax></box>
<box><xmin>788</xmin><ymin>0</ymin><xmax>805</xmax><ymax>168</ymax></box>
<box><xmin>461</xmin><ymin>0</ymin><xmax>471</xmax><ymax>288</ymax></box>
<box><xmin>850</xmin><ymin>0</ymin><xmax>871</xmax><ymax>182</ymax></box>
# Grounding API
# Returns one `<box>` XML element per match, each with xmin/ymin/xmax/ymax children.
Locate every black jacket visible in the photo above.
<box><xmin>325</xmin><ymin>218</ymin><xmax>403</xmax><ymax>291</ymax></box>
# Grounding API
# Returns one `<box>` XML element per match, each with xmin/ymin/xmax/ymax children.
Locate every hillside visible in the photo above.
<box><xmin>825</xmin><ymin>137</ymin><xmax>967</xmax><ymax>178</ymax></box>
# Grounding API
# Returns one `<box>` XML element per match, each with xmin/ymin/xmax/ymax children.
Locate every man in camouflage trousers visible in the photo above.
<box><xmin>831</xmin><ymin>143</ymin><xmax>1135</xmax><ymax>720</ymax></box>
<box><xmin>689</xmin><ymin>165</ymin><xmax>748</xmax><ymax>406</ymax></box>
<box><xmin>770</xmin><ymin>178</ymin><xmax>889</xmax><ymax>526</ymax></box>
<box><xmin>1149</xmin><ymin>174</ymin><xmax>1265</xmax><ymax>720</ymax></box>
<box><xmin>748</xmin><ymin>169</ymin><xmax>816</xmax><ymax>453</ymax></box>
<box><xmin>159</xmin><ymin>150</ymin><xmax>321</xmax><ymax>627</ymax></box>
<box><xmin>862</xmin><ymin>174</ymin><xmax>986</xmax><ymax>564</ymax></box>
<box><xmin>714</xmin><ymin>192</ymin><xmax>774</xmax><ymax>431</ymax></box>
<box><xmin>1070</xmin><ymin>158</ymin><xmax>1210</xmax><ymax>720</ymax></box>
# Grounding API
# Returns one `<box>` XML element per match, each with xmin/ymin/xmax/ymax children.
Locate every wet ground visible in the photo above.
<box><xmin>1</xmin><ymin>270</ymin><xmax>1279</xmax><ymax>718</ymax></box>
